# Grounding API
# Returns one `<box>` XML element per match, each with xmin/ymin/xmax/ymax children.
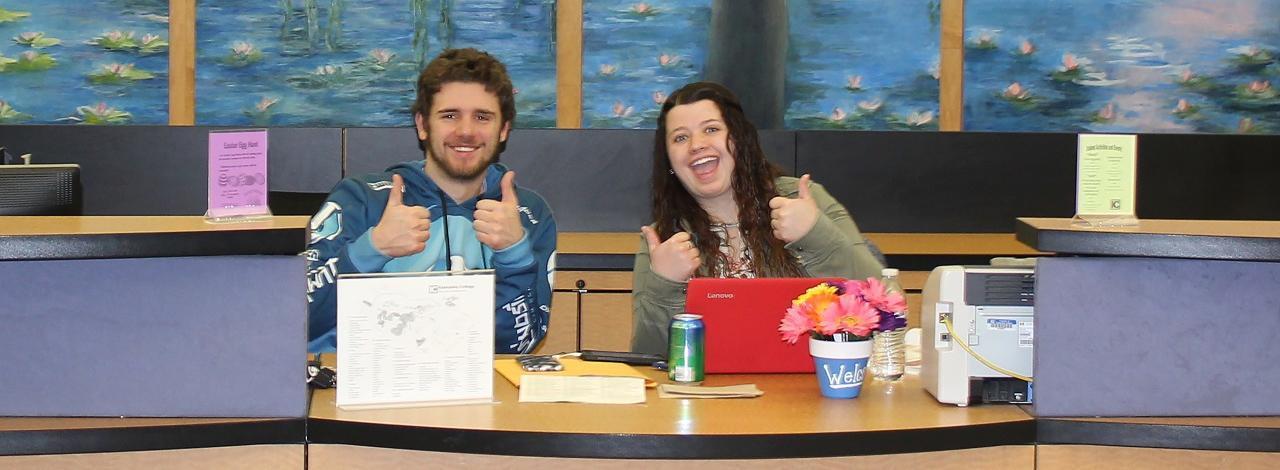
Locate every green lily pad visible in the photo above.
<box><xmin>0</xmin><ymin>7</ymin><xmax>30</xmax><ymax>23</ymax></box>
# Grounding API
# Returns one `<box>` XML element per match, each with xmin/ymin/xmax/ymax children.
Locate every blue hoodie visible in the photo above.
<box><xmin>305</xmin><ymin>160</ymin><xmax>556</xmax><ymax>354</ymax></box>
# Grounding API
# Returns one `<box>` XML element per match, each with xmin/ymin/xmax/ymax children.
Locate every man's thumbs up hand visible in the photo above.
<box><xmin>768</xmin><ymin>173</ymin><xmax>820</xmax><ymax>244</ymax></box>
<box><xmin>475</xmin><ymin>171</ymin><xmax>526</xmax><ymax>251</ymax></box>
<box><xmin>371</xmin><ymin>173</ymin><xmax>432</xmax><ymax>257</ymax></box>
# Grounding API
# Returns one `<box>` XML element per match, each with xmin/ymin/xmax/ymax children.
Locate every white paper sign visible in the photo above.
<box><xmin>1074</xmin><ymin>133</ymin><xmax>1138</xmax><ymax>227</ymax></box>
<box><xmin>336</xmin><ymin>270</ymin><xmax>495</xmax><ymax>409</ymax></box>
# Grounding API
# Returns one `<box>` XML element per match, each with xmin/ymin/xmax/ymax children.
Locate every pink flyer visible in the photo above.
<box><xmin>206</xmin><ymin>129</ymin><xmax>270</xmax><ymax>220</ymax></box>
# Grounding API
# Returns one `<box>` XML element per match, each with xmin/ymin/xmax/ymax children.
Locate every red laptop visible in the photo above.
<box><xmin>685</xmin><ymin>277</ymin><xmax>843</xmax><ymax>374</ymax></box>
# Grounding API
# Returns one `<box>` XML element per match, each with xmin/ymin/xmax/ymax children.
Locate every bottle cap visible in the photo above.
<box><xmin>881</xmin><ymin>267</ymin><xmax>899</xmax><ymax>277</ymax></box>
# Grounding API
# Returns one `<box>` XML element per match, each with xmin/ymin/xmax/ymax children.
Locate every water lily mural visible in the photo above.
<box><xmin>196</xmin><ymin>0</ymin><xmax>557</xmax><ymax>127</ymax></box>
<box><xmin>965</xmin><ymin>0</ymin><xmax>1280</xmax><ymax>134</ymax></box>
<box><xmin>583</xmin><ymin>0</ymin><xmax>710</xmax><ymax>128</ymax></box>
<box><xmin>786</xmin><ymin>0</ymin><xmax>941</xmax><ymax>130</ymax></box>
<box><xmin>586</xmin><ymin>1</ymin><xmax>940</xmax><ymax>130</ymax></box>
<box><xmin>0</xmin><ymin>1</ymin><xmax>168</xmax><ymax>124</ymax></box>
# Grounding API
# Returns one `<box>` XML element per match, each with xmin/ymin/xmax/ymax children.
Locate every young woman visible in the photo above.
<box><xmin>631</xmin><ymin>81</ymin><xmax>884</xmax><ymax>355</ymax></box>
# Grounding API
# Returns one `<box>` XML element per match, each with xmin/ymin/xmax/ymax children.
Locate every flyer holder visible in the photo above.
<box><xmin>336</xmin><ymin>269</ymin><xmax>496</xmax><ymax>410</ymax></box>
<box><xmin>205</xmin><ymin>129</ymin><xmax>273</xmax><ymax>223</ymax></box>
<box><xmin>1071</xmin><ymin>134</ymin><xmax>1139</xmax><ymax>228</ymax></box>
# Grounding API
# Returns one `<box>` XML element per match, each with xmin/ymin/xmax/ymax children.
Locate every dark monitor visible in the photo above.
<box><xmin>0</xmin><ymin>164</ymin><xmax>82</xmax><ymax>215</ymax></box>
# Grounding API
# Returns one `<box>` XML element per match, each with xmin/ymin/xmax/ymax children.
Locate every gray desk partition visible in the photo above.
<box><xmin>0</xmin><ymin>126</ymin><xmax>341</xmax><ymax>215</ymax></box>
<box><xmin>344</xmin><ymin>128</ymin><xmax>796</xmax><ymax>232</ymax></box>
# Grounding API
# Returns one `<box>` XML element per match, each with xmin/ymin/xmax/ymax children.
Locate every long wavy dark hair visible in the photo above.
<box><xmin>651</xmin><ymin>82</ymin><xmax>803</xmax><ymax>278</ymax></box>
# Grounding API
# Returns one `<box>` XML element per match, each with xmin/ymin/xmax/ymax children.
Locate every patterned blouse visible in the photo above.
<box><xmin>710</xmin><ymin>224</ymin><xmax>755</xmax><ymax>278</ymax></box>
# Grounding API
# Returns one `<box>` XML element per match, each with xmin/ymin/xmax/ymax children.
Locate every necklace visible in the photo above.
<box><xmin>710</xmin><ymin>221</ymin><xmax>740</xmax><ymax>229</ymax></box>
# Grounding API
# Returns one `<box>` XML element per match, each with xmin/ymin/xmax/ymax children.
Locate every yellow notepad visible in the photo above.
<box><xmin>494</xmin><ymin>357</ymin><xmax>657</xmax><ymax>388</ymax></box>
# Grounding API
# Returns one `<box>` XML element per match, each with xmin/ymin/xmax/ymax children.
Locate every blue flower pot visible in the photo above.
<box><xmin>809</xmin><ymin>337</ymin><xmax>872</xmax><ymax>399</ymax></box>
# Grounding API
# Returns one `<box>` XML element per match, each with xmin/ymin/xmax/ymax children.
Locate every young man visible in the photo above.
<box><xmin>305</xmin><ymin>48</ymin><xmax>557</xmax><ymax>354</ymax></box>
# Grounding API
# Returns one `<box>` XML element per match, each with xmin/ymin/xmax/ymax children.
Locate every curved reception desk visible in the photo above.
<box><xmin>1</xmin><ymin>217</ymin><xmax>1275</xmax><ymax>467</ymax></box>
<box><xmin>308</xmin><ymin>370</ymin><xmax>1036</xmax><ymax>467</ymax></box>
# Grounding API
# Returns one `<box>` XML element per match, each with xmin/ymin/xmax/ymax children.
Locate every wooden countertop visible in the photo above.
<box><xmin>560</xmin><ymin>232</ymin><xmax>1043</xmax><ymax>256</ymax></box>
<box><xmin>308</xmin><ymin>368</ymin><xmax>1035</xmax><ymax>459</ymax></box>
<box><xmin>1016</xmin><ymin>217</ymin><xmax>1280</xmax><ymax>261</ymax></box>
<box><xmin>0</xmin><ymin>215</ymin><xmax>311</xmax><ymax>236</ymax></box>
<box><xmin>0</xmin><ymin>216</ymin><xmax>309</xmax><ymax>260</ymax></box>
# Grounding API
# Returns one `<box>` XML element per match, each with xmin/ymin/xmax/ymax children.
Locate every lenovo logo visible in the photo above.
<box><xmin>706</xmin><ymin>293</ymin><xmax>734</xmax><ymax>299</ymax></box>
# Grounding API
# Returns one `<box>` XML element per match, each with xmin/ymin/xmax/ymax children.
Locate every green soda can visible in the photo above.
<box><xmin>668</xmin><ymin>313</ymin><xmax>705</xmax><ymax>384</ymax></box>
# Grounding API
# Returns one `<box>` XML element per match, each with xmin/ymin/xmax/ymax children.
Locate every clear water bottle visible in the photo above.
<box><xmin>871</xmin><ymin>268</ymin><xmax>907</xmax><ymax>381</ymax></box>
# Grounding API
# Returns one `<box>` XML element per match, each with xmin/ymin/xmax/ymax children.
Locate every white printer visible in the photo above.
<box><xmin>922</xmin><ymin>265</ymin><xmax>1034</xmax><ymax>406</ymax></box>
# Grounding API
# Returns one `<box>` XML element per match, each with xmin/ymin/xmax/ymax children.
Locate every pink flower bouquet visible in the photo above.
<box><xmin>779</xmin><ymin>278</ymin><xmax>908</xmax><ymax>343</ymax></box>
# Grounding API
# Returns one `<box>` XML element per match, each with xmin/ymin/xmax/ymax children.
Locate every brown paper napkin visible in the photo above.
<box><xmin>658</xmin><ymin>383</ymin><xmax>763</xmax><ymax>399</ymax></box>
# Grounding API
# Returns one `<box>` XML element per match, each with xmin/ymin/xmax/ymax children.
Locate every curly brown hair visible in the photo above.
<box><xmin>410</xmin><ymin>48</ymin><xmax>516</xmax><ymax>154</ymax></box>
<box><xmin>650</xmin><ymin>82</ymin><xmax>803</xmax><ymax>278</ymax></box>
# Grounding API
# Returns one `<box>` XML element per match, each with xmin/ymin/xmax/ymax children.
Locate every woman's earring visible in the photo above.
<box><xmin>668</xmin><ymin>169</ymin><xmax>675</xmax><ymax>175</ymax></box>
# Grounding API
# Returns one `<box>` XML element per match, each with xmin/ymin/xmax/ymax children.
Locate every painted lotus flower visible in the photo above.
<box><xmin>630</xmin><ymin>2</ymin><xmax>658</xmax><ymax>16</ymax></box>
<box><xmin>0</xmin><ymin>100</ymin><xmax>32</xmax><ymax>123</ymax></box>
<box><xmin>1246</xmin><ymin>80</ymin><xmax>1273</xmax><ymax>96</ymax></box>
<box><xmin>598</xmin><ymin>63</ymin><xmax>617</xmax><ymax>76</ymax></box>
<box><xmin>244</xmin><ymin>97</ymin><xmax>280</xmax><ymax>125</ymax></box>
<box><xmin>1238</xmin><ymin>118</ymin><xmax>1257</xmax><ymax>134</ymax></box>
<box><xmin>315</xmin><ymin>65</ymin><xmax>340</xmax><ymax>76</ymax></box>
<box><xmin>1171</xmin><ymin>98</ymin><xmax>1199</xmax><ymax>118</ymax></box>
<box><xmin>255</xmin><ymin>97</ymin><xmax>279</xmax><ymax>113</ymax></box>
<box><xmin>856</xmin><ymin>99</ymin><xmax>883</xmax><ymax>113</ymax></box>
<box><xmin>968</xmin><ymin>29</ymin><xmax>998</xmax><ymax>50</ymax></box>
<box><xmin>1227</xmin><ymin>44</ymin><xmax>1274</xmax><ymax>68</ymax></box>
<box><xmin>69</xmin><ymin>102</ymin><xmax>132</xmax><ymax>125</ymax></box>
<box><xmin>87</xmin><ymin>63</ymin><xmax>154</xmax><ymax>84</ymax></box>
<box><xmin>11</xmin><ymin>50</ymin><xmax>56</xmax><ymax>71</ymax></box>
<box><xmin>658</xmin><ymin>53</ymin><xmax>680</xmax><ymax>67</ymax></box>
<box><xmin>88</xmin><ymin>30</ymin><xmax>138</xmax><ymax>51</ymax></box>
<box><xmin>845</xmin><ymin>75</ymin><xmax>863</xmax><ymax>91</ymax></box>
<box><xmin>1017</xmin><ymin>39</ymin><xmax>1036</xmax><ymax>56</ymax></box>
<box><xmin>1002</xmin><ymin>82</ymin><xmax>1031</xmax><ymax>101</ymax></box>
<box><xmin>368</xmin><ymin>49</ymin><xmax>394</xmax><ymax>66</ymax></box>
<box><xmin>1174</xmin><ymin>68</ymin><xmax>1214</xmax><ymax>91</ymax></box>
<box><xmin>224</xmin><ymin>41</ymin><xmax>263</xmax><ymax>67</ymax></box>
<box><xmin>611</xmin><ymin>101</ymin><xmax>633</xmax><ymax>118</ymax></box>
<box><xmin>138</xmin><ymin>33</ymin><xmax>167</xmax><ymax>54</ymax></box>
<box><xmin>829</xmin><ymin>107</ymin><xmax>847</xmax><ymax>122</ymax></box>
<box><xmin>13</xmin><ymin>31</ymin><xmax>60</xmax><ymax>48</ymax></box>
<box><xmin>905</xmin><ymin>111</ymin><xmax>934</xmax><ymax>127</ymax></box>
<box><xmin>1050</xmin><ymin>53</ymin><xmax>1092</xmax><ymax>81</ymax></box>
<box><xmin>779</xmin><ymin>278</ymin><xmax>905</xmax><ymax>344</ymax></box>
<box><xmin>1092</xmin><ymin>103</ymin><xmax>1116</xmax><ymax>123</ymax></box>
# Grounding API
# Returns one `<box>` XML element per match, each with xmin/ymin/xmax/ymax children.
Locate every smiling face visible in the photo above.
<box><xmin>415</xmin><ymin>81</ymin><xmax>510</xmax><ymax>182</ymax></box>
<box><xmin>664</xmin><ymin>99</ymin><xmax>736</xmax><ymax>207</ymax></box>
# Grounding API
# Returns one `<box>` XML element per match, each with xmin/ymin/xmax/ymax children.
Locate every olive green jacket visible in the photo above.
<box><xmin>630</xmin><ymin>176</ymin><xmax>885</xmax><ymax>355</ymax></box>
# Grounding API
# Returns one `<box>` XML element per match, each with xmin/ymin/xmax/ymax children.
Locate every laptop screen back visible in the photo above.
<box><xmin>684</xmin><ymin>277</ymin><xmax>843</xmax><ymax>374</ymax></box>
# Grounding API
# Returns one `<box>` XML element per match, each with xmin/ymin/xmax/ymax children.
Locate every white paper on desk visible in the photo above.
<box><xmin>336</xmin><ymin>270</ymin><xmax>495</xmax><ymax>409</ymax></box>
<box><xmin>519</xmin><ymin>375</ymin><xmax>646</xmax><ymax>404</ymax></box>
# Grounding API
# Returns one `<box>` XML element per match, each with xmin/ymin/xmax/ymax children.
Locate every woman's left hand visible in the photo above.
<box><xmin>768</xmin><ymin>174</ymin><xmax>819</xmax><ymax>243</ymax></box>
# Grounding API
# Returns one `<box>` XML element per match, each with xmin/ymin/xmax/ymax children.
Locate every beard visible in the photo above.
<box><xmin>426</xmin><ymin>146</ymin><xmax>496</xmax><ymax>181</ymax></box>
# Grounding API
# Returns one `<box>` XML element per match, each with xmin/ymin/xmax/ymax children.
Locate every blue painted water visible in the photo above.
<box><xmin>786</xmin><ymin>0</ymin><xmax>940</xmax><ymax>130</ymax></box>
<box><xmin>965</xmin><ymin>0</ymin><xmax>1280</xmax><ymax>134</ymax></box>
<box><xmin>584</xmin><ymin>0</ymin><xmax>940</xmax><ymax>130</ymax></box>
<box><xmin>197</xmin><ymin>0</ymin><xmax>556</xmax><ymax>127</ymax></box>
<box><xmin>582</xmin><ymin>0</ymin><xmax>710</xmax><ymax>129</ymax></box>
<box><xmin>0</xmin><ymin>0</ymin><xmax>169</xmax><ymax>124</ymax></box>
